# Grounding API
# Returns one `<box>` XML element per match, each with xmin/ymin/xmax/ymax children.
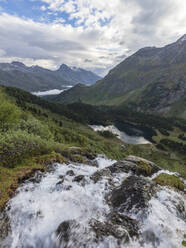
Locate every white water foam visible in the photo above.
<box><xmin>2</xmin><ymin>156</ymin><xmax>186</xmax><ymax>248</ymax></box>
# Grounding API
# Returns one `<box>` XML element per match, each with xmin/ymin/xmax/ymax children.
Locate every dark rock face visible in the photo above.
<box><xmin>109</xmin><ymin>176</ymin><xmax>155</xmax><ymax>214</ymax></box>
<box><xmin>90</xmin><ymin>212</ymin><xmax>139</xmax><ymax>243</ymax></box>
<box><xmin>90</xmin><ymin>219</ymin><xmax>131</xmax><ymax>244</ymax></box>
<box><xmin>73</xmin><ymin>175</ymin><xmax>84</xmax><ymax>183</ymax></box>
<box><xmin>56</xmin><ymin>220</ymin><xmax>79</xmax><ymax>243</ymax></box>
<box><xmin>91</xmin><ymin>168</ymin><xmax>112</xmax><ymax>183</ymax></box>
<box><xmin>0</xmin><ymin>212</ymin><xmax>10</xmax><ymax>241</ymax></box>
<box><xmin>56</xmin><ymin>178</ymin><xmax>65</xmax><ymax>186</ymax></box>
<box><xmin>54</xmin><ymin>156</ymin><xmax>160</xmax><ymax>247</ymax></box>
<box><xmin>66</xmin><ymin>170</ymin><xmax>75</xmax><ymax>176</ymax></box>
<box><xmin>56</xmin><ymin>214</ymin><xmax>140</xmax><ymax>247</ymax></box>
<box><xmin>55</xmin><ymin>220</ymin><xmax>90</xmax><ymax>247</ymax></box>
<box><xmin>124</xmin><ymin>156</ymin><xmax>161</xmax><ymax>176</ymax></box>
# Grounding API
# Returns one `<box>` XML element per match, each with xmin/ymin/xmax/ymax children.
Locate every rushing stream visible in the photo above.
<box><xmin>1</xmin><ymin>156</ymin><xmax>185</xmax><ymax>248</ymax></box>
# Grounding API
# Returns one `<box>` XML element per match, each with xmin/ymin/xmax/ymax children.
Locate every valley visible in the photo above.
<box><xmin>52</xmin><ymin>36</ymin><xmax>186</xmax><ymax>119</ymax></box>
<box><xmin>0</xmin><ymin>35</ymin><xmax>186</xmax><ymax>248</ymax></box>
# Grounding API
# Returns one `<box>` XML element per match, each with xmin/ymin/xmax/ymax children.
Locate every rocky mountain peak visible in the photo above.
<box><xmin>11</xmin><ymin>61</ymin><xmax>25</xmax><ymax>67</ymax></box>
<box><xmin>58</xmin><ymin>64</ymin><xmax>70</xmax><ymax>71</ymax></box>
<box><xmin>176</xmin><ymin>34</ymin><xmax>186</xmax><ymax>44</ymax></box>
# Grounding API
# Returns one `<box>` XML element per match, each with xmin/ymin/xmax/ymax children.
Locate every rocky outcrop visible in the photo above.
<box><xmin>91</xmin><ymin>156</ymin><xmax>161</xmax><ymax>183</ymax></box>
<box><xmin>90</xmin><ymin>214</ymin><xmax>139</xmax><ymax>244</ymax></box>
<box><xmin>109</xmin><ymin>176</ymin><xmax>155</xmax><ymax>214</ymax></box>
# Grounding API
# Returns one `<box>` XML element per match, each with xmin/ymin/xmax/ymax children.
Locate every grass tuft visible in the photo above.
<box><xmin>153</xmin><ymin>173</ymin><xmax>184</xmax><ymax>191</ymax></box>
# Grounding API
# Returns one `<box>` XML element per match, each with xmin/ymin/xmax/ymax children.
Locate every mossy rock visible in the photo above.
<box><xmin>34</xmin><ymin>152</ymin><xmax>67</xmax><ymax>165</ymax></box>
<box><xmin>136</xmin><ymin>160</ymin><xmax>152</xmax><ymax>176</ymax></box>
<box><xmin>70</xmin><ymin>154</ymin><xmax>86</xmax><ymax>163</ymax></box>
<box><xmin>182</xmin><ymin>240</ymin><xmax>186</xmax><ymax>247</ymax></box>
<box><xmin>153</xmin><ymin>173</ymin><xmax>184</xmax><ymax>191</ymax></box>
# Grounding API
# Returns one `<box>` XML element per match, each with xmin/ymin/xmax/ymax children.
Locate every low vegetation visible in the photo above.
<box><xmin>153</xmin><ymin>173</ymin><xmax>184</xmax><ymax>191</ymax></box>
<box><xmin>0</xmin><ymin>85</ymin><xmax>186</xmax><ymax>209</ymax></box>
<box><xmin>136</xmin><ymin>160</ymin><xmax>151</xmax><ymax>175</ymax></box>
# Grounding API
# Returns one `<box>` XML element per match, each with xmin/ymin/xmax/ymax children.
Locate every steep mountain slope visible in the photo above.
<box><xmin>0</xmin><ymin>62</ymin><xmax>101</xmax><ymax>92</ymax></box>
<box><xmin>56</xmin><ymin>64</ymin><xmax>101</xmax><ymax>85</ymax></box>
<box><xmin>54</xmin><ymin>35</ymin><xmax>186</xmax><ymax>117</ymax></box>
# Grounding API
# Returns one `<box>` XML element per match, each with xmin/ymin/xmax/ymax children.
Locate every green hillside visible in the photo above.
<box><xmin>0</xmin><ymin>62</ymin><xmax>101</xmax><ymax>92</ymax></box>
<box><xmin>0</xmin><ymin>85</ymin><xmax>186</xmax><ymax>209</ymax></box>
<box><xmin>52</xmin><ymin>35</ymin><xmax>186</xmax><ymax>118</ymax></box>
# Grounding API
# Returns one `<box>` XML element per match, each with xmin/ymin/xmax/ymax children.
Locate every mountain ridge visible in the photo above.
<box><xmin>0</xmin><ymin>61</ymin><xmax>101</xmax><ymax>92</ymax></box>
<box><xmin>53</xmin><ymin>35</ymin><xmax>186</xmax><ymax>118</ymax></box>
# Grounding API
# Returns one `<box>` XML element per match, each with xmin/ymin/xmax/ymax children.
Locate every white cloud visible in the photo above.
<box><xmin>40</xmin><ymin>5</ymin><xmax>47</xmax><ymax>11</ymax></box>
<box><xmin>0</xmin><ymin>0</ymin><xmax>186</xmax><ymax>76</ymax></box>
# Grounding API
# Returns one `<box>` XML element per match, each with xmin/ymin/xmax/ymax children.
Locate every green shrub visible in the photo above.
<box><xmin>182</xmin><ymin>240</ymin><xmax>186</xmax><ymax>247</ymax></box>
<box><xmin>0</xmin><ymin>98</ymin><xmax>21</xmax><ymax>131</ymax></box>
<box><xmin>0</xmin><ymin>130</ymin><xmax>53</xmax><ymax>168</ymax></box>
<box><xmin>16</xmin><ymin>117</ymin><xmax>53</xmax><ymax>140</ymax></box>
<box><xmin>98</xmin><ymin>131</ymin><xmax>117</xmax><ymax>139</ymax></box>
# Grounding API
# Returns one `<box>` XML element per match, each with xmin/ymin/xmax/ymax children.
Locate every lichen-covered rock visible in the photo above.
<box><xmin>90</xmin><ymin>219</ymin><xmax>131</xmax><ymax>244</ymax></box>
<box><xmin>108</xmin><ymin>212</ymin><xmax>139</xmax><ymax>238</ymax></box>
<box><xmin>124</xmin><ymin>156</ymin><xmax>161</xmax><ymax>176</ymax></box>
<box><xmin>109</xmin><ymin>176</ymin><xmax>155</xmax><ymax>214</ymax></box>
<box><xmin>90</xmin><ymin>168</ymin><xmax>112</xmax><ymax>183</ymax></box>
<box><xmin>91</xmin><ymin>156</ymin><xmax>161</xmax><ymax>184</ymax></box>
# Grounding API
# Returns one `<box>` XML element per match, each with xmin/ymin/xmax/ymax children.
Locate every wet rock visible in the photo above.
<box><xmin>142</xmin><ymin>230</ymin><xmax>160</xmax><ymax>247</ymax></box>
<box><xmin>73</xmin><ymin>175</ymin><xmax>84</xmax><ymax>183</ymax></box>
<box><xmin>90</xmin><ymin>219</ymin><xmax>129</xmax><ymax>242</ymax></box>
<box><xmin>66</xmin><ymin>170</ymin><xmax>75</xmax><ymax>176</ymax></box>
<box><xmin>83</xmin><ymin>150</ymin><xmax>97</xmax><ymax>160</ymax></box>
<box><xmin>176</xmin><ymin>199</ymin><xmax>186</xmax><ymax>219</ymax></box>
<box><xmin>125</xmin><ymin>156</ymin><xmax>160</xmax><ymax>176</ymax></box>
<box><xmin>58</xmin><ymin>175</ymin><xmax>65</xmax><ymax>181</ymax></box>
<box><xmin>91</xmin><ymin>168</ymin><xmax>112</xmax><ymax>183</ymax></box>
<box><xmin>17</xmin><ymin>169</ymin><xmax>45</xmax><ymax>184</ymax></box>
<box><xmin>55</xmin><ymin>220</ymin><xmax>89</xmax><ymax>247</ymax></box>
<box><xmin>108</xmin><ymin>212</ymin><xmax>139</xmax><ymax>238</ymax></box>
<box><xmin>56</xmin><ymin>177</ymin><xmax>65</xmax><ymax>186</ymax></box>
<box><xmin>27</xmin><ymin>171</ymin><xmax>43</xmax><ymax>184</ymax></box>
<box><xmin>108</xmin><ymin>160</ymin><xmax>145</xmax><ymax>175</ymax></box>
<box><xmin>0</xmin><ymin>212</ymin><xmax>10</xmax><ymax>241</ymax></box>
<box><xmin>70</xmin><ymin>154</ymin><xmax>86</xmax><ymax>163</ymax></box>
<box><xmin>91</xmin><ymin>156</ymin><xmax>160</xmax><ymax>184</ymax></box>
<box><xmin>90</xmin><ymin>213</ymin><xmax>139</xmax><ymax>244</ymax></box>
<box><xmin>109</xmin><ymin>176</ymin><xmax>155</xmax><ymax>214</ymax></box>
<box><xmin>63</xmin><ymin>185</ymin><xmax>72</xmax><ymax>191</ymax></box>
<box><xmin>56</xmin><ymin>220</ymin><xmax>78</xmax><ymax>243</ymax></box>
<box><xmin>85</xmin><ymin>159</ymin><xmax>99</xmax><ymax>167</ymax></box>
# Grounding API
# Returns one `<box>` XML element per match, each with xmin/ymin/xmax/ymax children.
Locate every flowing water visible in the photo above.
<box><xmin>1</xmin><ymin>156</ymin><xmax>185</xmax><ymax>248</ymax></box>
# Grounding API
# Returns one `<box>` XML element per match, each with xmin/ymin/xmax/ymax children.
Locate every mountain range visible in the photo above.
<box><xmin>53</xmin><ymin>35</ymin><xmax>186</xmax><ymax>118</ymax></box>
<box><xmin>0</xmin><ymin>62</ymin><xmax>101</xmax><ymax>92</ymax></box>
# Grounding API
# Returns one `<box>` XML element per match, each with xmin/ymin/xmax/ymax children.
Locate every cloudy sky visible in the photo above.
<box><xmin>0</xmin><ymin>0</ymin><xmax>186</xmax><ymax>76</ymax></box>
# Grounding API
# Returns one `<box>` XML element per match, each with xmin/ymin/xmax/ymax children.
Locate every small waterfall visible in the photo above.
<box><xmin>1</xmin><ymin>156</ymin><xmax>185</xmax><ymax>248</ymax></box>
